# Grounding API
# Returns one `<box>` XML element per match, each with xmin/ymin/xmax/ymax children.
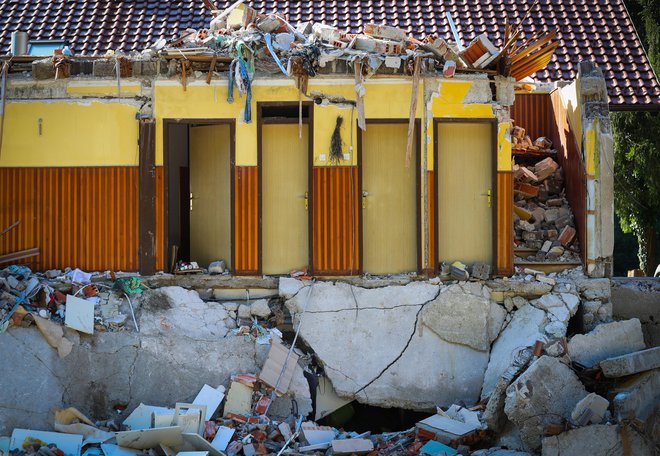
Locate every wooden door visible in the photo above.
<box><xmin>437</xmin><ymin>122</ymin><xmax>493</xmax><ymax>265</ymax></box>
<box><xmin>362</xmin><ymin>123</ymin><xmax>417</xmax><ymax>274</ymax></box>
<box><xmin>189</xmin><ymin>124</ymin><xmax>232</xmax><ymax>269</ymax></box>
<box><xmin>262</xmin><ymin>124</ymin><xmax>309</xmax><ymax>274</ymax></box>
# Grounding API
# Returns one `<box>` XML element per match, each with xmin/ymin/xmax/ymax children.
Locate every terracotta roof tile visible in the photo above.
<box><xmin>0</xmin><ymin>0</ymin><xmax>658</xmax><ymax>106</ymax></box>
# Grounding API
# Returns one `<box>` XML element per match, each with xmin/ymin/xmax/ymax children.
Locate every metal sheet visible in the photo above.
<box><xmin>0</xmin><ymin>167</ymin><xmax>140</xmax><ymax>271</ymax></box>
<box><xmin>496</xmin><ymin>171</ymin><xmax>514</xmax><ymax>275</ymax></box>
<box><xmin>233</xmin><ymin>166</ymin><xmax>258</xmax><ymax>274</ymax></box>
<box><xmin>312</xmin><ymin>166</ymin><xmax>359</xmax><ymax>275</ymax></box>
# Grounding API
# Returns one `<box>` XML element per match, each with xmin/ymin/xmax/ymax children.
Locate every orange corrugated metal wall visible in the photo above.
<box><xmin>496</xmin><ymin>171</ymin><xmax>514</xmax><ymax>275</ymax></box>
<box><xmin>233</xmin><ymin>166</ymin><xmax>259</xmax><ymax>274</ymax></box>
<box><xmin>549</xmin><ymin>90</ymin><xmax>587</xmax><ymax>265</ymax></box>
<box><xmin>510</xmin><ymin>93</ymin><xmax>554</xmax><ymax>140</ymax></box>
<box><xmin>312</xmin><ymin>166</ymin><xmax>359</xmax><ymax>275</ymax></box>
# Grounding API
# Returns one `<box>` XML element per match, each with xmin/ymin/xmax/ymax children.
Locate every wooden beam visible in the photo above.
<box><xmin>0</xmin><ymin>247</ymin><xmax>39</xmax><ymax>264</ymax></box>
<box><xmin>206</xmin><ymin>55</ymin><xmax>217</xmax><ymax>84</ymax></box>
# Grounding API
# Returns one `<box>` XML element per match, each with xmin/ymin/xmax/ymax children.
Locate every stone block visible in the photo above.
<box><xmin>541</xmin><ymin>424</ymin><xmax>654</xmax><ymax>456</ymax></box>
<box><xmin>93</xmin><ymin>59</ymin><xmax>117</xmax><ymax>77</ymax></box>
<box><xmin>568</xmin><ymin>319</ymin><xmax>645</xmax><ymax>367</ymax></box>
<box><xmin>249</xmin><ymin>299</ymin><xmax>271</xmax><ymax>318</ymax></box>
<box><xmin>600</xmin><ymin>346</ymin><xmax>660</xmax><ymax>378</ymax></box>
<box><xmin>504</xmin><ymin>356</ymin><xmax>588</xmax><ymax>452</ymax></box>
<box><xmin>570</xmin><ymin>392</ymin><xmax>609</xmax><ymax>425</ymax></box>
<box><xmin>32</xmin><ymin>58</ymin><xmax>55</xmax><ymax>80</ymax></box>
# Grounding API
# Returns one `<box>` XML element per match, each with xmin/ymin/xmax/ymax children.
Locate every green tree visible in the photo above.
<box><xmin>613</xmin><ymin>0</ymin><xmax>660</xmax><ymax>275</ymax></box>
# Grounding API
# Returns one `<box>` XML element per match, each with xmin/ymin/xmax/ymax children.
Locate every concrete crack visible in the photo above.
<box><xmin>305</xmin><ymin>303</ymin><xmax>425</xmax><ymax>314</ymax></box>
<box><xmin>352</xmin><ymin>289</ymin><xmax>440</xmax><ymax>396</ymax></box>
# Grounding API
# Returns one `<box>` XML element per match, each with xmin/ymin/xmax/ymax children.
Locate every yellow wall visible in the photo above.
<box><xmin>1</xmin><ymin>101</ymin><xmax>139</xmax><ymax>167</ymax></box>
<box><xmin>154</xmin><ymin>79</ymin><xmax>426</xmax><ymax>167</ymax></box>
<box><xmin>1</xmin><ymin>77</ymin><xmax>508</xmax><ymax>170</ymax></box>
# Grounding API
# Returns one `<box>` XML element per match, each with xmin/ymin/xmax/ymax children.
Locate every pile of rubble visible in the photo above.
<box><xmin>1</xmin><ymin>266</ymin><xmax>658</xmax><ymax>456</ymax></box>
<box><xmin>0</xmin><ymin>265</ymin><xmax>141</xmax><ymax>343</ymax></box>
<box><xmin>512</xmin><ymin>128</ymin><xmax>580</xmax><ymax>264</ymax></box>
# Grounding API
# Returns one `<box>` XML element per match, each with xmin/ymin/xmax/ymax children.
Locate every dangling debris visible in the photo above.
<box><xmin>329</xmin><ymin>115</ymin><xmax>344</xmax><ymax>164</ymax></box>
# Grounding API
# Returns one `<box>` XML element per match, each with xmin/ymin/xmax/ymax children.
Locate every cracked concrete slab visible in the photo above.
<box><xmin>282</xmin><ymin>280</ymin><xmax>489</xmax><ymax>409</ymax></box>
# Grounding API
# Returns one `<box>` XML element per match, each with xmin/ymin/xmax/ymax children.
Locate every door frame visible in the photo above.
<box><xmin>433</xmin><ymin>118</ymin><xmax>498</xmax><ymax>273</ymax></box>
<box><xmin>357</xmin><ymin>119</ymin><xmax>422</xmax><ymax>275</ymax></box>
<box><xmin>257</xmin><ymin>102</ymin><xmax>314</xmax><ymax>276</ymax></box>
<box><xmin>163</xmin><ymin>118</ymin><xmax>236</xmax><ymax>272</ymax></box>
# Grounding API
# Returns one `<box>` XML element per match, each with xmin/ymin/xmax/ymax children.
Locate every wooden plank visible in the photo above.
<box><xmin>234</xmin><ymin>166</ymin><xmax>259</xmax><ymax>274</ymax></box>
<box><xmin>0</xmin><ymin>247</ymin><xmax>39</xmax><ymax>264</ymax></box>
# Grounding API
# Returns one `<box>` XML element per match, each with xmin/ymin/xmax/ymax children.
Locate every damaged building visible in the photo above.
<box><xmin>0</xmin><ymin>0</ymin><xmax>659</xmax><ymax>455</ymax></box>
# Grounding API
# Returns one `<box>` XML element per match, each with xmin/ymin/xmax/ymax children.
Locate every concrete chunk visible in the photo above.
<box><xmin>570</xmin><ymin>393</ymin><xmax>609</xmax><ymax>426</ymax></box>
<box><xmin>600</xmin><ymin>346</ymin><xmax>660</xmax><ymax>378</ymax></box>
<box><xmin>568</xmin><ymin>319</ymin><xmax>645</xmax><ymax>367</ymax></box>
<box><xmin>504</xmin><ymin>356</ymin><xmax>588</xmax><ymax>452</ymax></box>
<box><xmin>541</xmin><ymin>424</ymin><xmax>654</xmax><ymax>456</ymax></box>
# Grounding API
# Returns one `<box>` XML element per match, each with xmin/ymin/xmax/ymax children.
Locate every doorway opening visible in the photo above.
<box><xmin>164</xmin><ymin>120</ymin><xmax>235</xmax><ymax>272</ymax></box>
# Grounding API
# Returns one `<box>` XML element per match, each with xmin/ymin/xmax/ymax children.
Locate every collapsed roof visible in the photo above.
<box><xmin>1</xmin><ymin>0</ymin><xmax>659</xmax><ymax>107</ymax></box>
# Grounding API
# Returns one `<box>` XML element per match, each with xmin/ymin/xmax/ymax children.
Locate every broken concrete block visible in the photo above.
<box><xmin>472</xmin><ymin>262</ymin><xmax>491</xmax><ymax>280</ymax></box>
<box><xmin>32</xmin><ymin>58</ymin><xmax>56</xmax><ymax>80</ymax></box>
<box><xmin>568</xmin><ymin>319</ymin><xmax>645</xmax><ymax>367</ymax></box>
<box><xmin>504</xmin><ymin>356</ymin><xmax>588</xmax><ymax>451</ymax></box>
<box><xmin>577</xmin><ymin>278</ymin><xmax>611</xmax><ymax>300</ymax></box>
<box><xmin>237</xmin><ymin>304</ymin><xmax>251</xmax><ymax>319</ymax></box>
<box><xmin>612</xmin><ymin>368</ymin><xmax>660</xmax><ymax>424</ymax></box>
<box><xmin>482</xmin><ymin>305</ymin><xmax>547</xmax><ymax>399</ymax></box>
<box><xmin>570</xmin><ymin>392</ymin><xmax>609</xmax><ymax>426</ymax></box>
<box><xmin>541</xmin><ymin>424</ymin><xmax>654</xmax><ymax>456</ymax></box>
<box><xmin>249</xmin><ymin>299</ymin><xmax>271</xmax><ymax>318</ymax></box>
<box><xmin>421</xmin><ymin>283</ymin><xmax>495</xmax><ymax>351</ymax></box>
<box><xmin>416</xmin><ymin>413</ymin><xmax>479</xmax><ymax>444</ymax></box>
<box><xmin>599</xmin><ymin>346</ymin><xmax>660</xmax><ymax>378</ymax></box>
<box><xmin>93</xmin><ymin>59</ymin><xmax>117</xmax><ymax>77</ymax></box>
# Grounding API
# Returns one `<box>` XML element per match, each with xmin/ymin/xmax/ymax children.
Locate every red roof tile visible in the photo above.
<box><xmin>1</xmin><ymin>0</ymin><xmax>659</xmax><ymax>106</ymax></box>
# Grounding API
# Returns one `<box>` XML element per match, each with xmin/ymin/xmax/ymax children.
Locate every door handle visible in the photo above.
<box><xmin>304</xmin><ymin>191</ymin><xmax>309</xmax><ymax>210</ymax></box>
<box><xmin>362</xmin><ymin>191</ymin><xmax>369</xmax><ymax>209</ymax></box>
<box><xmin>480</xmin><ymin>189</ymin><xmax>492</xmax><ymax>208</ymax></box>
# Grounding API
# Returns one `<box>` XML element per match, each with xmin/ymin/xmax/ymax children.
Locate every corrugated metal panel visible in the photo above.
<box><xmin>0</xmin><ymin>167</ymin><xmax>139</xmax><ymax>271</ymax></box>
<box><xmin>234</xmin><ymin>166</ymin><xmax>258</xmax><ymax>274</ymax></box>
<box><xmin>312</xmin><ymin>166</ymin><xmax>359</xmax><ymax>275</ymax></box>
<box><xmin>510</xmin><ymin>93</ymin><xmax>554</xmax><ymax>140</ymax></box>
<box><xmin>496</xmin><ymin>171</ymin><xmax>514</xmax><ymax>275</ymax></box>
<box><xmin>550</xmin><ymin>90</ymin><xmax>587</xmax><ymax>265</ymax></box>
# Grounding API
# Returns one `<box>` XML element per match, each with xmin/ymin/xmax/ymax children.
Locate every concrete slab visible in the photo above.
<box><xmin>600</xmin><ymin>346</ymin><xmax>660</xmax><ymax>378</ymax></box>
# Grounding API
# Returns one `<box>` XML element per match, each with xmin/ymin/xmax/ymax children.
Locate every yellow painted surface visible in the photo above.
<box><xmin>154</xmin><ymin>79</ymin><xmax>423</xmax><ymax>167</ymax></box>
<box><xmin>0</xmin><ymin>101</ymin><xmax>139</xmax><ymax>167</ymax></box>
<box><xmin>497</xmin><ymin>122</ymin><xmax>512</xmax><ymax>171</ymax></box>
<box><xmin>585</xmin><ymin>121</ymin><xmax>598</xmax><ymax>177</ymax></box>
<box><xmin>67</xmin><ymin>83</ymin><xmax>141</xmax><ymax>95</ymax></box>
<box><xmin>437</xmin><ymin>122</ymin><xmax>493</xmax><ymax>265</ymax></box>
<box><xmin>362</xmin><ymin>124</ymin><xmax>417</xmax><ymax>274</ymax></box>
<box><xmin>189</xmin><ymin>124</ymin><xmax>232</xmax><ymax>268</ymax></box>
<box><xmin>262</xmin><ymin>124</ymin><xmax>309</xmax><ymax>274</ymax></box>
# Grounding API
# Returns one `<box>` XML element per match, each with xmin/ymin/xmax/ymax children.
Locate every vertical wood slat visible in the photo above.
<box><xmin>233</xmin><ymin>166</ymin><xmax>258</xmax><ymax>274</ymax></box>
<box><xmin>496</xmin><ymin>171</ymin><xmax>514</xmax><ymax>275</ymax></box>
<box><xmin>312</xmin><ymin>166</ymin><xmax>359</xmax><ymax>275</ymax></box>
<box><xmin>0</xmin><ymin>167</ymin><xmax>140</xmax><ymax>271</ymax></box>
